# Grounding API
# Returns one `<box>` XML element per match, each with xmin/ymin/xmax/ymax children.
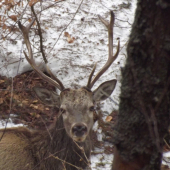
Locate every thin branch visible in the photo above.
<box><xmin>73</xmin><ymin>140</ymin><xmax>91</xmax><ymax>166</ymax></box>
<box><xmin>52</xmin><ymin>155</ymin><xmax>83</xmax><ymax>170</ymax></box>
<box><xmin>18</xmin><ymin>0</ymin><xmax>29</xmax><ymax>21</ymax></box>
<box><xmin>31</xmin><ymin>5</ymin><xmax>47</xmax><ymax>63</ymax></box>
<box><xmin>101</xmin><ymin>89</ymin><xmax>118</xmax><ymax>105</ymax></box>
<box><xmin>0</xmin><ymin>78</ymin><xmax>13</xmax><ymax>142</ymax></box>
<box><xmin>36</xmin><ymin>0</ymin><xmax>66</xmax><ymax>15</ymax></box>
<box><xmin>40</xmin><ymin>115</ymin><xmax>52</xmax><ymax>140</ymax></box>
<box><xmin>32</xmin><ymin>148</ymin><xmax>66</xmax><ymax>170</ymax></box>
<box><xmin>48</xmin><ymin>0</ymin><xmax>84</xmax><ymax>54</ymax></box>
<box><xmin>149</xmin><ymin>105</ymin><xmax>161</xmax><ymax>152</ymax></box>
<box><xmin>2</xmin><ymin>1</ymin><xmax>64</xmax><ymax>40</ymax></box>
<box><xmin>164</xmin><ymin>138</ymin><xmax>170</xmax><ymax>150</ymax></box>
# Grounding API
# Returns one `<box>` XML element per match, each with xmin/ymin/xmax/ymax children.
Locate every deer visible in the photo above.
<box><xmin>0</xmin><ymin>11</ymin><xmax>119</xmax><ymax>170</ymax></box>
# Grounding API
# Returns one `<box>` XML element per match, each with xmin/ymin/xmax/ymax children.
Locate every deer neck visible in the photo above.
<box><xmin>31</xmin><ymin>116</ymin><xmax>92</xmax><ymax>170</ymax></box>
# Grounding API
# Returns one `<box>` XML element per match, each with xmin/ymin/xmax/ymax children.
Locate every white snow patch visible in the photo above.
<box><xmin>0</xmin><ymin>119</ymin><xmax>23</xmax><ymax>128</ymax></box>
<box><xmin>162</xmin><ymin>152</ymin><xmax>170</xmax><ymax>167</ymax></box>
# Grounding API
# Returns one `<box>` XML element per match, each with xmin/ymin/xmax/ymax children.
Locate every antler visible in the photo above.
<box><xmin>86</xmin><ymin>11</ymin><xmax>120</xmax><ymax>89</ymax></box>
<box><xmin>18</xmin><ymin>19</ymin><xmax>65</xmax><ymax>91</ymax></box>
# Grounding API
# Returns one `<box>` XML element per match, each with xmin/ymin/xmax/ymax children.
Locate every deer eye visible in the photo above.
<box><xmin>89</xmin><ymin>106</ymin><xmax>95</xmax><ymax>112</ymax></box>
<box><xmin>60</xmin><ymin>108</ymin><xmax>66</xmax><ymax>114</ymax></box>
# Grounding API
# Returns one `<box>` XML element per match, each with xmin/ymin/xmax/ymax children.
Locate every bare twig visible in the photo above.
<box><xmin>40</xmin><ymin>115</ymin><xmax>52</xmax><ymax>140</ymax></box>
<box><xmin>73</xmin><ymin>140</ymin><xmax>91</xmax><ymax>166</ymax></box>
<box><xmin>32</xmin><ymin>148</ymin><xmax>66</xmax><ymax>170</ymax></box>
<box><xmin>101</xmin><ymin>89</ymin><xmax>118</xmax><ymax>105</ymax></box>
<box><xmin>0</xmin><ymin>78</ymin><xmax>13</xmax><ymax>142</ymax></box>
<box><xmin>164</xmin><ymin>138</ymin><xmax>170</xmax><ymax>150</ymax></box>
<box><xmin>149</xmin><ymin>105</ymin><xmax>161</xmax><ymax>152</ymax></box>
<box><xmin>31</xmin><ymin>5</ymin><xmax>47</xmax><ymax>63</ymax></box>
<box><xmin>48</xmin><ymin>0</ymin><xmax>84</xmax><ymax>54</ymax></box>
<box><xmin>18</xmin><ymin>1</ymin><xmax>29</xmax><ymax>21</ymax></box>
<box><xmin>2</xmin><ymin>1</ymin><xmax>64</xmax><ymax>40</ymax></box>
<box><xmin>52</xmin><ymin>155</ymin><xmax>83</xmax><ymax>170</ymax></box>
<box><xmin>36</xmin><ymin>0</ymin><xmax>66</xmax><ymax>15</ymax></box>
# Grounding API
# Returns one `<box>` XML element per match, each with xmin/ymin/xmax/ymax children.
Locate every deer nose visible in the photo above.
<box><xmin>72</xmin><ymin>124</ymin><xmax>87</xmax><ymax>137</ymax></box>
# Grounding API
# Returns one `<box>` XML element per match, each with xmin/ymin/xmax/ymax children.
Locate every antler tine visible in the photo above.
<box><xmin>45</xmin><ymin>64</ymin><xmax>65</xmax><ymax>90</ymax></box>
<box><xmin>18</xmin><ymin>19</ymin><xmax>65</xmax><ymax>91</ymax></box>
<box><xmin>87</xmin><ymin>11</ymin><xmax>120</xmax><ymax>89</ymax></box>
<box><xmin>86</xmin><ymin>63</ymin><xmax>97</xmax><ymax>89</ymax></box>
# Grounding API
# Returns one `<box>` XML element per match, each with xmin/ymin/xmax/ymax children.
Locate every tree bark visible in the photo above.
<box><xmin>112</xmin><ymin>0</ymin><xmax>170</xmax><ymax>169</ymax></box>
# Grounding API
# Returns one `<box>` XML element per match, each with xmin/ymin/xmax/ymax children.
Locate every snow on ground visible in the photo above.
<box><xmin>0</xmin><ymin>0</ymin><xmax>137</xmax><ymax>169</ymax></box>
<box><xmin>163</xmin><ymin>152</ymin><xmax>170</xmax><ymax>167</ymax></box>
<box><xmin>91</xmin><ymin>153</ymin><xmax>113</xmax><ymax>170</ymax></box>
<box><xmin>0</xmin><ymin>118</ymin><xmax>23</xmax><ymax>128</ymax></box>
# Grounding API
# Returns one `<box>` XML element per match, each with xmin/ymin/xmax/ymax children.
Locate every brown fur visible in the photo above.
<box><xmin>0</xmin><ymin>116</ymin><xmax>92</xmax><ymax>170</ymax></box>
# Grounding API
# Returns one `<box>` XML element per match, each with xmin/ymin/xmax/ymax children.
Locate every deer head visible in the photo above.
<box><xmin>18</xmin><ymin>11</ymin><xmax>119</xmax><ymax>142</ymax></box>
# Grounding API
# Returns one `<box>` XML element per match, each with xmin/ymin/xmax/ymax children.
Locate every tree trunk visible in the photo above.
<box><xmin>112</xmin><ymin>0</ymin><xmax>170</xmax><ymax>169</ymax></box>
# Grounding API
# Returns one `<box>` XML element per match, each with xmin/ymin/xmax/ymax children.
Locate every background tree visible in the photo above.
<box><xmin>112</xmin><ymin>0</ymin><xmax>170</xmax><ymax>169</ymax></box>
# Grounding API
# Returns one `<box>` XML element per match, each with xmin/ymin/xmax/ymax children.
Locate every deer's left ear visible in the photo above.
<box><xmin>93</xmin><ymin>79</ymin><xmax>117</xmax><ymax>102</ymax></box>
<box><xmin>33</xmin><ymin>87</ymin><xmax>60</xmax><ymax>107</ymax></box>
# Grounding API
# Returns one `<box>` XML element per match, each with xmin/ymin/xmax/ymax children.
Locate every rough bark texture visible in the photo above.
<box><xmin>112</xmin><ymin>0</ymin><xmax>170</xmax><ymax>169</ymax></box>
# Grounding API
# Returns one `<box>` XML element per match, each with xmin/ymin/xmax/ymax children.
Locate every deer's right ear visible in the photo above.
<box><xmin>33</xmin><ymin>87</ymin><xmax>60</xmax><ymax>107</ymax></box>
<box><xmin>93</xmin><ymin>79</ymin><xmax>117</xmax><ymax>102</ymax></box>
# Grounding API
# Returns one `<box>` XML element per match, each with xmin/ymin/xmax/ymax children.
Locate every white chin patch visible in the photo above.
<box><xmin>73</xmin><ymin>136</ymin><xmax>86</xmax><ymax>142</ymax></box>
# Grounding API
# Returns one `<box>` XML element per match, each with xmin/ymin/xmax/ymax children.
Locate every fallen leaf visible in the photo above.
<box><xmin>9</xmin><ymin>15</ymin><xmax>17</xmax><ymax>22</ymax></box>
<box><xmin>64</xmin><ymin>32</ymin><xmax>69</xmax><ymax>37</ymax></box>
<box><xmin>67</xmin><ymin>37</ymin><xmax>75</xmax><ymax>43</ymax></box>
<box><xmin>34</xmin><ymin>77</ymin><xmax>41</xmax><ymax>80</ymax></box>
<box><xmin>0</xmin><ymin>80</ymin><xmax>5</xmax><ymax>84</ymax></box>
<box><xmin>30</xmin><ymin>112</ymin><xmax>36</xmax><ymax>116</ymax></box>
<box><xmin>30</xmin><ymin>112</ymin><xmax>40</xmax><ymax>118</ymax></box>
<box><xmin>106</xmin><ymin>116</ymin><xmax>113</xmax><ymax>122</ymax></box>
<box><xmin>13</xmin><ymin>94</ymin><xmax>20</xmax><ymax>100</ymax></box>
<box><xmin>33</xmin><ymin>100</ymin><xmax>38</xmax><ymax>103</ymax></box>
<box><xmin>29</xmin><ymin>0</ymin><xmax>40</xmax><ymax>6</ymax></box>
<box><xmin>18</xmin><ymin>103</ymin><xmax>23</xmax><ymax>107</ymax></box>
<box><xmin>0</xmin><ymin>98</ymin><xmax>3</xmax><ymax>104</ymax></box>
<box><xmin>36</xmin><ymin>114</ymin><xmax>40</xmax><ymax>118</ymax></box>
<box><xmin>64</xmin><ymin>32</ymin><xmax>75</xmax><ymax>43</ymax></box>
<box><xmin>38</xmin><ymin>104</ymin><xmax>44</xmax><ymax>111</ymax></box>
<box><xmin>30</xmin><ymin>104</ymin><xmax>38</xmax><ymax>109</ymax></box>
<box><xmin>22</xmin><ymin>100</ymin><xmax>29</xmax><ymax>105</ymax></box>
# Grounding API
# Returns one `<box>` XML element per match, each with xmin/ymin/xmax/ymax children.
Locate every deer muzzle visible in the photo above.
<box><xmin>71</xmin><ymin>123</ymin><xmax>88</xmax><ymax>142</ymax></box>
